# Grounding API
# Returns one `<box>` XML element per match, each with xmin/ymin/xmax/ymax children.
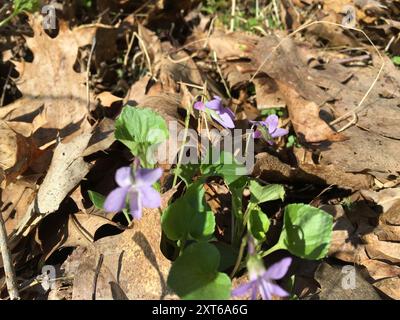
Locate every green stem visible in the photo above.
<box><xmin>230</xmin><ymin>235</ymin><xmax>247</xmax><ymax>278</ymax></box>
<box><xmin>0</xmin><ymin>11</ymin><xmax>17</xmax><ymax>28</ymax></box>
<box><xmin>259</xmin><ymin>242</ymin><xmax>284</xmax><ymax>258</ymax></box>
<box><xmin>172</xmin><ymin>108</ymin><xmax>191</xmax><ymax>187</ymax></box>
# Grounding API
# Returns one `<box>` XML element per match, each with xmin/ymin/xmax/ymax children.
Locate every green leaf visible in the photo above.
<box><xmin>229</xmin><ymin>176</ymin><xmax>249</xmax><ymax>217</ymax></box>
<box><xmin>14</xmin><ymin>0</ymin><xmax>39</xmax><ymax>12</ymax></box>
<box><xmin>161</xmin><ymin>181</ymin><xmax>215</xmax><ymax>241</ymax></box>
<box><xmin>248</xmin><ymin>205</ymin><xmax>270</xmax><ymax>240</ymax></box>
<box><xmin>214</xmin><ymin>242</ymin><xmax>238</xmax><ymax>271</ymax></box>
<box><xmin>201</xmin><ymin>149</ymin><xmax>247</xmax><ymax>184</ymax></box>
<box><xmin>392</xmin><ymin>56</ymin><xmax>400</xmax><ymax>66</ymax></box>
<box><xmin>173</xmin><ymin>163</ymin><xmax>200</xmax><ymax>187</ymax></box>
<box><xmin>115</xmin><ymin>106</ymin><xmax>168</xmax><ymax>166</ymax></box>
<box><xmin>277</xmin><ymin>204</ymin><xmax>333</xmax><ymax>260</ymax></box>
<box><xmin>88</xmin><ymin>190</ymin><xmax>105</xmax><ymax>209</ymax></box>
<box><xmin>167</xmin><ymin>242</ymin><xmax>231</xmax><ymax>300</ymax></box>
<box><xmin>249</xmin><ymin>180</ymin><xmax>285</xmax><ymax>204</ymax></box>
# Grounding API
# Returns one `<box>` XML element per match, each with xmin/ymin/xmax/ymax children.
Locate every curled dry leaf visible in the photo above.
<box><xmin>10</xmin><ymin>129</ymin><xmax>93</xmax><ymax>244</ymax></box>
<box><xmin>0</xmin><ymin>121</ymin><xmax>40</xmax><ymax>184</ymax></box>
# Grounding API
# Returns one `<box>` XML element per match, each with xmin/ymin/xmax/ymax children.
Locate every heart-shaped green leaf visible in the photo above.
<box><xmin>167</xmin><ymin>242</ymin><xmax>231</xmax><ymax>300</ymax></box>
<box><xmin>161</xmin><ymin>181</ymin><xmax>215</xmax><ymax>241</ymax></box>
<box><xmin>115</xmin><ymin>106</ymin><xmax>168</xmax><ymax>166</ymax></box>
<box><xmin>278</xmin><ymin>204</ymin><xmax>333</xmax><ymax>260</ymax></box>
<box><xmin>201</xmin><ymin>149</ymin><xmax>247</xmax><ymax>185</ymax></box>
<box><xmin>249</xmin><ymin>180</ymin><xmax>285</xmax><ymax>204</ymax></box>
<box><xmin>248</xmin><ymin>205</ymin><xmax>270</xmax><ymax>240</ymax></box>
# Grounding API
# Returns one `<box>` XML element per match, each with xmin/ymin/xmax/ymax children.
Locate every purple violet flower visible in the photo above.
<box><xmin>194</xmin><ymin>96</ymin><xmax>235</xmax><ymax>129</ymax></box>
<box><xmin>251</xmin><ymin>114</ymin><xmax>288</xmax><ymax>144</ymax></box>
<box><xmin>104</xmin><ymin>166</ymin><xmax>162</xmax><ymax>220</ymax></box>
<box><xmin>232</xmin><ymin>256</ymin><xmax>292</xmax><ymax>300</ymax></box>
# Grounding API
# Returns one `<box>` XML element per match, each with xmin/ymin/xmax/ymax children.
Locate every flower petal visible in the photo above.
<box><xmin>211</xmin><ymin>109</ymin><xmax>235</xmax><ymax>129</ymax></box>
<box><xmin>269</xmin><ymin>283</ymin><xmax>289</xmax><ymax>297</ymax></box>
<box><xmin>104</xmin><ymin>187</ymin><xmax>128</xmax><ymax>212</ymax></box>
<box><xmin>206</xmin><ymin>96</ymin><xmax>223</xmax><ymax>110</ymax></box>
<box><xmin>194</xmin><ymin>101</ymin><xmax>206</xmax><ymax>111</ymax></box>
<box><xmin>253</xmin><ymin>129</ymin><xmax>262</xmax><ymax>139</ymax></box>
<box><xmin>135</xmin><ymin>167</ymin><xmax>163</xmax><ymax>186</ymax></box>
<box><xmin>129</xmin><ymin>190</ymin><xmax>142</xmax><ymax>220</ymax></box>
<box><xmin>264</xmin><ymin>257</ymin><xmax>292</xmax><ymax>280</ymax></box>
<box><xmin>271</xmin><ymin>128</ymin><xmax>288</xmax><ymax>139</ymax></box>
<box><xmin>140</xmin><ymin>185</ymin><xmax>161</xmax><ymax>208</ymax></box>
<box><xmin>115</xmin><ymin>166</ymin><xmax>132</xmax><ymax>188</ymax></box>
<box><xmin>264</xmin><ymin>115</ymin><xmax>279</xmax><ymax>133</ymax></box>
<box><xmin>259</xmin><ymin>279</ymin><xmax>273</xmax><ymax>300</ymax></box>
<box><xmin>231</xmin><ymin>280</ymin><xmax>256</xmax><ymax>297</ymax></box>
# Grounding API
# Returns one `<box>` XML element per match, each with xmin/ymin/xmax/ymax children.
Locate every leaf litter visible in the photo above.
<box><xmin>0</xmin><ymin>0</ymin><xmax>400</xmax><ymax>300</ymax></box>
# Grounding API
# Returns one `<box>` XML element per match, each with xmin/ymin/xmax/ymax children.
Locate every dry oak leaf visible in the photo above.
<box><xmin>70</xmin><ymin>190</ymin><xmax>176</xmax><ymax>300</ymax></box>
<box><xmin>0</xmin><ymin>16</ymin><xmax>96</xmax><ymax>135</ymax></box>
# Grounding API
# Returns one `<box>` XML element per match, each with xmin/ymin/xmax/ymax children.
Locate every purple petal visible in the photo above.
<box><xmin>206</xmin><ymin>96</ymin><xmax>223</xmax><ymax>110</ymax></box>
<box><xmin>231</xmin><ymin>280</ymin><xmax>256</xmax><ymax>297</ymax></box>
<box><xmin>211</xmin><ymin>109</ymin><xmax>235</xmax><ymax>129</ymax></box>
<box><xmin>115</xmin><ymin>167</ymin><xmax>132</xmax><ymax>188</ymax></box>
<box><xmin>104</xmin><ymin>187</ymin><xmax>129</xmax><ymax>212</ymax></box>
<box><xmin>270</xmin><ymin>128</ymin><xmax>288</xmax><ymax>139</ymax></box>
<box><xmin>264</xmin><ymin>257</ymin><xmax>292</xmax><ymax>280</ymax></box>
<box><xmin>129</xmin><ymin>190</ymin><xmax>142</xmax><ymax>220</ymax></box>
<box><xmin>259</xmin><ymin>279</ymin><xmax>272</xmax><ymax>300</ymax></box>
<box><xmin>194</xmin><ymin>101</ymin><xmax>206</xmax><ymax>111</ymax></box>
<box><xmin>264</xmin><ymin>115</ymin><xmax>279</xmax><ymax>133</ymax></box>
<box><xmin>253</xmin><ymin>129</ymin><xmax>262</xmax><ymax>139</ymax></box>
<box><xmin>269</xmin><ymin>283</ymin><xmax>289</xmax><ymax>297</ymax></box>
<box><xmin>139</xmin><ymin>185</ymin><xmax>161</xmax><ymax>208</ymax></box>
<box><xmin>135</xmin><ymin>167</ymin><xmax>163</xmax><ymax>186</ymax></box>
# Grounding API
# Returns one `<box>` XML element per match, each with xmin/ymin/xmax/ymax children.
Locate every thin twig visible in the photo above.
<box><xmin>0</xmin><ymin>66</ymin><xmax>12</xmax><ymax>107</ymax></box>
<box><xmin>92</xmin><ymin>254</ymin><xmax>104</xmax><ymax>300</ymax></box>
<box><xmin>75</xmin><ymin>22</ymin><xmax>120</xmax><ymax>30</ymax></box>
<box><xmin>212</xmin><ymin>51</ymin><xmax>232</xmax><ymax>98</ymax></box>
<box><xmin>124</xmin><ymin>32</ymin><xmax>136</xmax><ymax>67</ymax></box>
<box><xmin>86</xmin><ymin>36</ymin><xmax>96</xmax><ymax>116</ymax></box>
<box><xmin>230</xmin><ymin>0</ymin><xmax>236</xmax><ymax>32</ymax></box>
<box><xmin>0</xmin><ymin>211</ymin><xmax>19</xmax><ymax>300</ymax></box>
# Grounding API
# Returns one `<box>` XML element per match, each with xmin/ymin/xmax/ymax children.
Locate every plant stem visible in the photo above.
<box><xmin>0</xmin><ymin>11</ymin><xmax>16</xmax><ymax>28</ymax></box>
<box><xmin>259</xmin><ymin>242</ymin><xmax>283</xmax><ymax>258</ymax></box>
<box><xmin>172</xmin><ymin>107</ymin><xmax>191</xmax><ymax>188</ymax></box>
<box><xmin>230</xmin><ymin>235</ymin><xmax>247</xmax><ymax>278</ymax></box>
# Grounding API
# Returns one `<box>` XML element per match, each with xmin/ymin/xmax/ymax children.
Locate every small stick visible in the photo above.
<box><xmin>86</xmin><ymin>36</ymin><xmax>96</xmax><ymax>116</ymax></box>
<box><xmin>0</xmin><ymin>66</ymin><xmax>12</xmax><ymax>107</ymax></box>
<box><xmin>213</xmin><ymin>51</ymin><xmax>232</xmax><ymax>98</ymax></box>
<box><xmin>92</xmin><ymin>254</ymin><xmax>104</xmax><ymax>300</ymax></box>
<box><xmin>331</xmin><ymin>54</ymin><xmax>371</xmax><ymax>65</ymax></box>
<box><xmin>75</xmin><ymin>22</ymin><xmax>120</xmax><ymax>30</ymax></box>
<box><xmin>230</xmin><ymin>0</ymin><xmax>236</xmax><ymax>32</ymax></box>
<box><xmin>0</xmin><ymin>212</ymin><xmax>19</xmax><ymax>300</ymax></box>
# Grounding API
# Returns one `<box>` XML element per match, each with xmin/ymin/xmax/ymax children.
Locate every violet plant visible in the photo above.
<box><xmin>89</xmin><ymin>103</ymin><xmax>333</xmax><ymax>300</ymax></box>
